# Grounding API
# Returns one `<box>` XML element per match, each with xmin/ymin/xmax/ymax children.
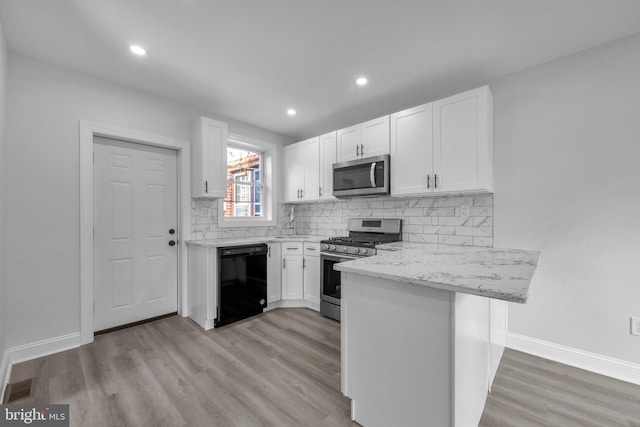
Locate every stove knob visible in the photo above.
<box><xmin>361</xmin><ymin>248</ymin><xmax>368</xmax><ymax>255</ymax></box>
<box><xmin>321</xmin><ymin>244</ymin><xmax>328</xmax><ymax>251</ymax></box>
<box><xmin>330</xmin><ymin>245</ymin><xmax>336</xmax><ymax>251</ymax></box>
<box><xmin>353</xmin><ymin>248</ymin><xmax>360</xmax><ymax>254</ymax></box>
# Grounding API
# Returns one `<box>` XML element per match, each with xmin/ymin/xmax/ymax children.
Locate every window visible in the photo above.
<box><xmin>225</xmin><ymin>146</ymin><xmax>262</xmax><ymax>217</ymax></box>
<box><xmin>218</xmin><ymin>134</ymin><xmax>276</xmax><ymax>228</ymax></box>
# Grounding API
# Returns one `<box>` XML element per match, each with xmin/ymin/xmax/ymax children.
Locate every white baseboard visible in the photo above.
<box><xmin>507</xmin><ymin>332</ymin><xmax>640</xmax><ymax>386</ymax></box>
<box><xmin>1</xmin><ymin>332</ymin><xmax>81</xmax><ymax>396</ymax></box>
<box><xmin>1</xmin><ymin>349</ymin><xmax>9</xmax><ymax>399</ymax></box>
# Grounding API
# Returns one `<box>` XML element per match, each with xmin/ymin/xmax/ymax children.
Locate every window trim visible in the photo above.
<box><xmin>217</xmin><ymin>133</ymin><xmax>277</xmax><ymax>228</ymax></box>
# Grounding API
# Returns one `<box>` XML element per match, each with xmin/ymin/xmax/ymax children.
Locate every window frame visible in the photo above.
<box><xmin>217</xmin><ymin>134</ymin><xmax>277</xmax><ymax>228</ymax></box>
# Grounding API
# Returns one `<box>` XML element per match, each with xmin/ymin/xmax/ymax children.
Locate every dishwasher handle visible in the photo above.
<box><xmin>219</xmin><ymin>244</ymin><xmax>268</xmax><ymax>257</ymax></box>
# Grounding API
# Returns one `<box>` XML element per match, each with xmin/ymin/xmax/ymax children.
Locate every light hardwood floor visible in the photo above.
<box><xmin>479</xmin><ymin>348</ymin><xmax>640</xmax><ymax>427</ymax></box>
<box><xmin>6</xmin><ymin>308</ymin><xmax>640</xmax><ymax>426</ymax></box>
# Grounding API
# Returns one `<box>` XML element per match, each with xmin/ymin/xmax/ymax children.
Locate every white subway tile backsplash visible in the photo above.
<box><xmin>438</xmin><ymin>196</ymin><xmax>474</xmax><ymax>207</ymax></box>
<box><xmin>473</xmin><ymin>216</ymin><xmax>493</xmax><ymax>227</ymax></box>
<box><xmin>473</xmin><ymin>236</ymin><xmax>493</xmax><ymax>247</ymax></box>
<box><xmin>423</xmin><ymin>225</ymin><xmax>455</xmax><ymax>235</ymax></box>
<box><xmin>469</xmin><ymin>206</ymin><xmax>493</xmax><ymax>216</ymax></box>
<box><xmin>417</xmin><ymin>198</ymin><xmax>438</xmax><ymax>208</ymax></box>
<box><xmin>439</xmin><ymin>235</ymin><xmax>474</xmax><ymax>246</ymax></box>
<box><xmin>439</xmin><ymin>217</ymin><xmax>473</xmax><ymax>226</ymax></box>
<box><xmin>472</xmin><ymin>195</ymin><xmax>493</xmax><ymax>207</ymax></box>
<box><xmin>406</xmin><ymin>233</ymin><xmax>439</xmax><ymax>243</ymax></box>
<box><xmin>191</xmin><ymin>193</ymin><xmax>493</xmax><ymax>248</ymax></box>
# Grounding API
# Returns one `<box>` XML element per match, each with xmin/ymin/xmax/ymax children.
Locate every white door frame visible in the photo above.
<box><xmin>79</xmin><ymin>121</ymin><xmax>191</xmax><ymax>345</ymax></box>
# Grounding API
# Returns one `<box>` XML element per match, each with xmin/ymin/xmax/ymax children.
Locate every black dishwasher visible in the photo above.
<box><xmin>215</xmin><ymin>243</ymin><xmax>268</xmax><ymax>328</ymax></box>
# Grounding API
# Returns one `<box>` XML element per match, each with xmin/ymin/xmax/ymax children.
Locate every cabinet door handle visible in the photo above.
<box><xmin>427</xmin><ymin>174</ymin><xmax>430</xmax><ymax>189</ymax></box>
<box><xmin>205</xmin><ymin>181</ymin><xmax>208</xmax><ymax>194</ymax></box>
<box><xmin>283</xmin><ymin>258</ymin><xmax>286</xmax><ymax>269</ymax></box>
<box><xmin>268</xmin><ymin>246</ymin><xmax>271</xmax><ymax>257</ymax></box>
<box><xmin>360</xmin><ymin>144</ymin><xmax>364</xmax><ymax>156</ymax></box>
<box><xmin>300</xmin><ymin>188</ymin><xmax>303</xmax><ymax>198</ymax></box>
<box><xmin>434</xmin><ymin>174</ymin><xmax>438</xmax><ymax>189</ymax></box>
<box><xmin>356</xmin><ymin>144</ymin><xmax>359</xmax><ymax>157</ymax></box>
<box><xmin>303</xmin><ymin>259</ymin><xmax>306</xmax><ymax>268</ymax></box>
<box><xmin>319</xmin><ymin>186</ymin><xmax>322</xmax><ymax>196</ymax></box>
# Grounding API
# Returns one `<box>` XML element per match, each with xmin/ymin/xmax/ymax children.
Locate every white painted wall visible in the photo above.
<box><xmin>4</xmin><ymin>53</ymin><xmax>289</xmax><ymax>348</ymax></box>
<box><xmin>0</xmin><ymin>17</ymin><xmax>7</xmax><ymax>362</ymax></box>
<box><xmin>492</xmin><ymin>33</ymin><xmax>640</xmax><ymax>364</ymax></box>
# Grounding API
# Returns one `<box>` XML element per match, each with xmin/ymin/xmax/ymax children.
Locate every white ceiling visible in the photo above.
<box><xmin>1</xmin><ymin>0</ymin><xmax>640</xmax><ymax>140</ymax></box>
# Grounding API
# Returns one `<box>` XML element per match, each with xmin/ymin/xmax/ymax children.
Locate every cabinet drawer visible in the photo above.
<box><xmin>303</xmin><ymin>242</ymin><xmax>320</xmax><ymax>257</ymax></box>
<box><xmin>281</xmin><ymin>242</ymin><xmax>303</xmax><ymax>255</ymax></box>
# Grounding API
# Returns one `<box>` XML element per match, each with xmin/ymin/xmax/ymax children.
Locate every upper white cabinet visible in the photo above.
<box><xmin>319</xmin><ymin>131</ymin><xmax>337</xmax><ymax>200</ymax></box>
<box><xmin>191</xmin><ymin>116</ymin><xmax>228</xmax><ymax>198</ymax></box>
<box><xmin>390</xmin><ymin>103</ymin><xmax>434</xmax><ymax>196</ymax></box>
<box><xmin>337</xmin><ymin>115</ymin><xmax>390</xmax><ymax>162</ymax></box>
<box><xmin>433</xmin><ymin>86</ymin><xmax>493</xmax><ymax>194</ymax></box>
<box><xmin>283</xmin><ymin>137</ymin><xmax>319</xmax><ymax>203</ymax></box>
<box><xmin>390</xmin><ymin>86</ymin><xmax>493</xmax><ymax>196</ymax></box>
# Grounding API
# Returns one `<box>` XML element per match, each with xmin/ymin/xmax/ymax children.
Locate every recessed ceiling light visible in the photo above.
<box><xmin>287</xmin><ymin>108</ymin><xmax>297</xmax><ymax>116</ymax></box>
<box><xmin>129</xmin><ymin>45</ymin><xmax>147</xmax><ymax>56</ymax></box>
<box><xmin>356</xmin><ymin>77</ymin><xmax>368</xmax><ymax>86</ymax></box>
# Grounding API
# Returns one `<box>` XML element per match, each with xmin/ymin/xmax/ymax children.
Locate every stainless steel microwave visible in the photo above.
<box><xmin>332</xmin><ymin>155</ymin><xmax>390</xmax><ymax>198</ymax></box>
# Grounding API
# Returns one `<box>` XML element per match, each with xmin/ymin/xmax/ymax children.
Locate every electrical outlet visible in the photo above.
<box><xmin>460</xmin><ymin>205</ymin><xmax>470</xmax><ymax>218</ymax></box>
<box><xmin>631</xmin><ymin>316</ymin><xmax>640</xmax><ymax>336</ymax></box>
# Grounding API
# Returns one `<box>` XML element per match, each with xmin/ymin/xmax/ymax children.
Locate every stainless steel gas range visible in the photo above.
<box><xmin>319</xmin><ymin>218</ymin><xmax>402</xmax><ymax>321</ymax></box>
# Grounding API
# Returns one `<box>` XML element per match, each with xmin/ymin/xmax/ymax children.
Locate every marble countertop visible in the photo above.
<box><xmin>185</xmin><ymin>234</ymin><xmax>327</xmax><ymax>248</ymax></box>
<box><xmin>335</xmin><ymin>242</ymin><xmax>541</xmax><ymax>303</ymax></box>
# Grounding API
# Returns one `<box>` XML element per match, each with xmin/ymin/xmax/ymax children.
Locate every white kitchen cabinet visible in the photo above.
<box><xmin>319</xmin><ymin>131</ymin><xmax>337</xmax><ymax>200</ymax></box>
<box><xmin>191</xmin><ymin>116</ymin><xmax>228</xmax><ymax>198</ymax></box>
<box><xmin>433</xmin><ymin>86</ymin><xmax>493</xmax><ymax>193</ymax></box>
<box><xmin>266</xmin><ymin>242</ymin><xmax>282</xmax><ymax>304</ymax></box>
<box><xmin>337</xmin><ymin>115</ymin><xmax>390</xmax><ymax>162</ymax></box>
<box><xmin>283</xmin><ymin>137</ymin><xmax>319</xmax><ymax>202</ymax></box>
<box><xmin>281</xmin><ymin>242</ymin><xmax>304</xmax><ymax>300</ymax></box>
<box><xmin>303</xmin><ymin>243</ymin><xmax>320</xmax><ymax>306</ymax></box>
<box><xmin>390</xmin><ymin>103</ymin><xmax>434</xmax><ymax>196</ymax></box>
<box><xmin>390</xmin><ymin>86</ymin><xmax>493</xmax><ymax>196</ymax></box>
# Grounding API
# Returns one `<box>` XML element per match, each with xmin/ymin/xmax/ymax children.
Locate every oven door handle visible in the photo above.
<box><xmin>321</xmin><ymin>253</ymin><xmax>361</xmax><ymax>262</ymax></box>
<box><xmin>370</xmin><ymin>162</ymin><xmax>377</xmax><ymax>188</ymax></box>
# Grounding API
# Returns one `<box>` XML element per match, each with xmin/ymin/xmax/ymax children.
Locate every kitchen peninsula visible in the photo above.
<box><xmin>336</xmin><ymin>242</ymin><xmax>541</xmax><ymax>427</ymax></box>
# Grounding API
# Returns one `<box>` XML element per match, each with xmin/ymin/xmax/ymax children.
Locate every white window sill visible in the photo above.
<box><xmin>217</xmin><ymin>217</ymin><xmax>276</xmax><ymax>228</ymax></box>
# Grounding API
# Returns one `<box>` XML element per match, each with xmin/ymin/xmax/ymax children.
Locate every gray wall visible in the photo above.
<box><xmin>0</xmin><ymin>17</ymin><xmax>7</xmax><ymax>363</ymax></box>
<box><xmin>4</xmin><ymin>53</ymin><xmax>289</xmax><ymax>348</ymax></box>
<box><xmin>492</xmin><ymin>33</ymin><xmax>640</xmax><ymax>363</ymax></box>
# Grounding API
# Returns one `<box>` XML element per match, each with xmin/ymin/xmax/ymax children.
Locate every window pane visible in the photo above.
<box><xmin>227</xmin><ymin>147</ymin><xmax>260</xmax><ymax>184</ymax></box>
<box><xmin>226</xmin><ymin>146</ymin><xmax>263</xmax><ymax>217</ymax></box>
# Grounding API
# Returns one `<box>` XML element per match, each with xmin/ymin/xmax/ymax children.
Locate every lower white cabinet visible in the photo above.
<box><xmin>267</xmin><ymin>243</ymin><xmax>282</xmax><ymax>304</ymax></box>
<box><xmin>187</xmin><ymin>244</ymin><xmax>217</xmax><ymax>330</ymax></box>
<box><xmin>303</xmin><ymin>243</ymin><xmax>320</xmax><ymax>305</ymax></box>
<box><xmin>281</xmin><ymin>242</ymin><xmax>304</xmax><ymax>300</ymax></box>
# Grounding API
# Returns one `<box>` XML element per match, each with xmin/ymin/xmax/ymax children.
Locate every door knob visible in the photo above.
<box><xmin>168</xmin><ymin>240</ymin><xmax>176</xmax><ymax>247</ymax></box>
<box><xmin>169</xmin><ymin>229</ymin><xmax>175</xmax><ymax>235</ymax></box>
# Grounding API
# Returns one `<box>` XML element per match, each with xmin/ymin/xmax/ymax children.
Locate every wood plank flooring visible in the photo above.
<box><xmin>6</xmin><ymin>308</ymin><xmax>640</xmax><ymax>426</ymax></box>
<box><xmin>479</xmin><ymin>348</ymin><xmax>640</xmax><ymax>427</ymax></box>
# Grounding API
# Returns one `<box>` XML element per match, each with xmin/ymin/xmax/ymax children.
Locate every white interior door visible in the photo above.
<box><xmin>94</xmin><ymin>137</ymin><xmax>178</xmax><ymax>331</ymax></box>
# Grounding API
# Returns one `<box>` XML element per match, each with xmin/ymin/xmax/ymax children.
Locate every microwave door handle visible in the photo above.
<box><xmin>370</xmin><ymin>162</ymin><xmax>377</xmax><ymax>188</ymax></box>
